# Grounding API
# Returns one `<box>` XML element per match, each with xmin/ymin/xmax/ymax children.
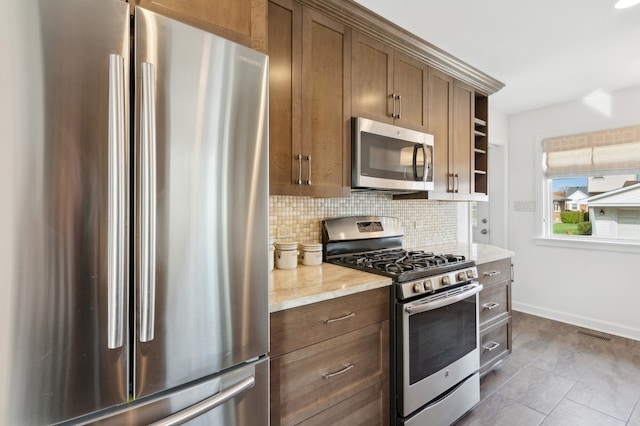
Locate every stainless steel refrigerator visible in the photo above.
<box><xmin>0</xmin><ymin>0</ymin><xmax>269</xmax><ymax>424</ymax></box>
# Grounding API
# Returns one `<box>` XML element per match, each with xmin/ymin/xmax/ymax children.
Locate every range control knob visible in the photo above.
<box><xmin>457</xmin><ymin>272</ymin><xmax>467</xmax><ymax>281</ymax></box>
<box><xmin>442</xmin><ymin>276</ymin><xmax>451</xmax><ymax>286</ymax></box>
<box><xmin>413</xmin><ymin>282</ymin><xmax>425</xmax><ymax>293</ymax></box>
<box><xmin>466</xmin><ymin>270</ymin><xmax>475</xmax><ymax>279</ymax></box>
<box><xmin>424</xmin><ymin>279</ymin><xmax>433</xmax><ymax>291</ymax></box>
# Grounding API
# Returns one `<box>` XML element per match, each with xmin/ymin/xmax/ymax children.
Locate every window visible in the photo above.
<box><xmin>542</xmin><ymin>126</ymin><xmax>640</xmax><ymax>242</ymax></box>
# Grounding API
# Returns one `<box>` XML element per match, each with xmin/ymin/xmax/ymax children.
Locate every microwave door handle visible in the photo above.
<box><xmin>412</xmin><ymin>145</ymin><xmax>424</xmax><ymax>181</ymax></box>
<box><xmin>413</xmin><ymin>145</ymin><xmax>424</xmax><ymax>180</ymax></box>
<box><xmin>422</xmin><ymin>143</ymin><xmax>431</xmax><ymax>183</ymax></box>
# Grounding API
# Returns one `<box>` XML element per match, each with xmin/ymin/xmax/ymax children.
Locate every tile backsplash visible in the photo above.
<box><xmin>269</xmin><ymin>193</ymin><xmax>458</xmax><ymax>250</ymax></box>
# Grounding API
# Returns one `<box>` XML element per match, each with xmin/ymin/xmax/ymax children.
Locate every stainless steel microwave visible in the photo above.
<box><xmin>352</xmin><ymin>117</ymin><xmax>434</xmax><ymax>192</ymax></box>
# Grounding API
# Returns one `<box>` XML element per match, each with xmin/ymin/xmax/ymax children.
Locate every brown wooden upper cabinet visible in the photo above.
<box><xmin>399</xmin><ymin>68</ymin><xmax>488</xmax><ymax>201</ymax></box>
<box><xmin>351</xmin><ymin>31</ymin><xmax>428</xmax><ymax>133</ymax></box>
<box><xmin>268</xmin><ymin>0</ymin><xmax>351</xmax><ymax>197</ymax></box>
<box><xmin>431</xmin><ymin>71</ymin><xmax>473</xmax><ymax>200</ymax></box>
<box><xmin>132</xmin><ymin>0</ymin><xmax>267</xmax><ymax>52</ymax></box>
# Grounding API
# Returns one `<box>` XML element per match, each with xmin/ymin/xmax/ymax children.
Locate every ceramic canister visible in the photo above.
<box><xmin>275</xmin><ymin>241</ymin><xmax>299</xmax><ymax>270</ymax></box>
<box><xmin>301</xmin><ymin>243</ymin><xmax>323</xmax><ymax>266</ymax></box>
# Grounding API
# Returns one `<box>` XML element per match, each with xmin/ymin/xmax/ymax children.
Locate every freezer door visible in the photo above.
<box><xmin>0</xmin><ymin>0</ymin><xmax>131</xmax><ymax>424</ymax></box>
<box><xmin>133</xmin><ymin>8</ymin><xmax>270</xmax><ymax>398</ymax></box>
<box><xmin>78</xmin><ymin>357</ymin><xmax>269</xmax><ymax>425</ymax></box>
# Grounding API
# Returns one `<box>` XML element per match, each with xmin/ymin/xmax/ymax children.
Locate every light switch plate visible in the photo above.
<box><xmin>514</xmin><ymin>201</ymin><xmax>535</xmax><ymax>212</ymax></box>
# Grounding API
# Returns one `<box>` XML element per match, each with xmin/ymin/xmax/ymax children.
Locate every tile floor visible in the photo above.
<box><xmin>457</xmin><ymin>311</ymin><xmax>640</xmax><ymax>426</ymax></box>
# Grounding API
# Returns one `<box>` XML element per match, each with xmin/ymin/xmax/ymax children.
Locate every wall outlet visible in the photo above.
<box><xmin>414</xmin><ymin>220</ymin><xmax>425</xmax><ymax>229</ymax></box>
<box><xmin>276</xmin><ymin>226</ymin><xmax>294</xmax><ymax>239</ymax></box>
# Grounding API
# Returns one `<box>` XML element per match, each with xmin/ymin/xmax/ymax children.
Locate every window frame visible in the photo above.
<box><xmin>536</xmin><ymin>133</ymin><xmax>640</xmax><ymax>254</ymax></box>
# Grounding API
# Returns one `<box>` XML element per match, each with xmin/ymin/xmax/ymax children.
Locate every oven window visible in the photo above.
<box><xmin>408</xmin><ymin>295</ymin><xmax>477</xmax><ymax>385</ymax></box>
<box><xmin>361</xmin><ymin>132</ymin><xmax>426</xmax><ymax>181</ymax></box>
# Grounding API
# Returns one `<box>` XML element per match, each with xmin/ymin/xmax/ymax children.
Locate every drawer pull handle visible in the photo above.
<box><xmin>482</xmin><ymin>302</ymin><xmax>500</xmax><ymax>310</ymax></box>
<box><xmin>323</xmin><ymin>363</ymin><xmax>354</xmax><ymax>379</ymax></box>
<box><xmin>482</xmin><ymin>341</ymin><xmax>500</xmax><ymax>352</ymax></box>
<box><xmin>296</xmin><ymin>154</ymin><xmax>302</xmax><ymax>185</ymax></box>
<box><xmin>483</xmin><ymin>271</ymin><xmax>500</xmax><ymax>277</ymax></box>
<box><xmin>324</xmin><ymin>312</ymin><xmax>355</xmax><ymax>324</ymax></box>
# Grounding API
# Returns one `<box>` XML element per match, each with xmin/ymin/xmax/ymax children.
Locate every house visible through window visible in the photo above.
<box><xmin>549</xmin><ymin>175</ymin><xmax>640</xmax><ymax>237</ymax></box>
<box><xmin>543</xmin><ymin>126</ymin><xmax>640</xmax><ymax>241</ymax></box>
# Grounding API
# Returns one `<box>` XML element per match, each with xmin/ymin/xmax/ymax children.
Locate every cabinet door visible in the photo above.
<box><xmin>301</xmin><ymin>8</ymin><xmax>351</xmax><ymax>197</ymax></box>
<box><xmin>135</xmin><ymin>0</ymin><xmax>267</xmax><ymax>52</ymax></box>
<box><xmin>270</xmin><ymin>321</ymin><xmax>389</xmax><ymax>425</ymax></box>
<box><xmin>427</xmin><ymin>68</ymin><xmax>454</xmax><ymax>199</ymax></box>
<box><xmin>452</xmin><ymin>80</ymin><xmax>473</xmax><ymax>198</ymax></box>
<box><xmin>351</xmin><ymin>31</ymin><xmax>394</xmax><ymax>123</ymax></box>
<box><xmin>299</xmin><ymin>380</ymin><xmax>389</xmax><ymax>426</ymax></box>
<box><xmin>393</xmin><ymin>52</ymin><xmax>428</xmax><ymax>132</ymax></box>
<box><xmin>268</xmin><ymin>0</ymin><xmax>303</xmax><ymax>195</ymax></box>
<box><xmin>480</xmin><ymin>317</ymin><xmax>512</xmax><ymax>375</ymax></box>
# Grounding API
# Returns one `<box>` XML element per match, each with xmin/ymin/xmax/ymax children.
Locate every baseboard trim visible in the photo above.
<box><xmin>512</xmin><ymin>302</ymin><xmax>640</xmax><ymax>342</ymax></box>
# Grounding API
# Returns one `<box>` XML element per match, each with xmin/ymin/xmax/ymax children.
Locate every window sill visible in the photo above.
<box><xmin>534</xmin><ymin>236</ymin><xmax>640</xmax><ymax>254</ymax></box>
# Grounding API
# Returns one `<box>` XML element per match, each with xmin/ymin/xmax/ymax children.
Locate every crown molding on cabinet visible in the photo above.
<box><xmin>297</xmin><ymin>0</ymin><xmax>505</xmax><ymax>95</ymax></box>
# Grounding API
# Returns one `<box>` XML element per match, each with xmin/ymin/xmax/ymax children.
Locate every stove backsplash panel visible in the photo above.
<box><xmin>269</xmin><ymin>193</ymin><xmax>457</xmax><ymax>250</ymax></box>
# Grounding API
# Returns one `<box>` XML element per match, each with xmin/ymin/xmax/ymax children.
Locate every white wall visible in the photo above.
<box><xmin>488</xmin><ymin>107</ymin><xmax>509</xmax><ymax>248</ymax></box>
<box><xmin>508</xmin><ymin>84</ymin><xmax>640</xmax><ymax>341</ymax></box>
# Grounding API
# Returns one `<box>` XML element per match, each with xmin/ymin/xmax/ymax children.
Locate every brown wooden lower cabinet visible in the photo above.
<box><xmin>298</xmin><ymin>379</ymin><xmax>389</xmax><ymax>426</ymax></box>
<box><xmin>477</xmin><ymin>258</ymin><xmax>513</xmax><ymax>375</ymax></box>
<box><xmin>480</xmin><ymin>316</ymin><xmax>512</xmax><ymax>374</ymax></box>
<box><xmin>270</xmin><ymin>288</ymin><xmax>390</xmax><ymax>425</ymax></box>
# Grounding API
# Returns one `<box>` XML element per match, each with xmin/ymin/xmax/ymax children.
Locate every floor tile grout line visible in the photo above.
<box><xmin>468</xmin><ymin>312</ymin><xmax>640</xmax><ymax>426</ymax></box>
<box><xmin>563</xmin><ymin>395</ymin><xmax>633</xmax><ymax>424</ymax></box>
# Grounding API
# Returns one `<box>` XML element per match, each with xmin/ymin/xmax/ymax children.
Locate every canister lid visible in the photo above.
<box><xmin>275</xmin><ymin>241</ymin><xmax>298</xmax><ymax>250</ymax></box>
<box><xmin>301</xmin><ymin>243</ymin><xmax>322</xmax><ymax>251</ymax></box>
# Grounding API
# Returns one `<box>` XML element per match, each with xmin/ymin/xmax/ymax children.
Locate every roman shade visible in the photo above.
<box><xmin>542</xmin><ymin>125</ymin><xmax>640</xmax><ymax>177</ymax></box>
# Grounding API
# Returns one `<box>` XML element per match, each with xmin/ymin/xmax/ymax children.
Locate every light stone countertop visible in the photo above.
<box><xmin>421</xmin><ymin>243</ymin><xmax>515</xmax><ymax>265</ymax></box>
<box><xmin>269</xmin><ymin>262</ymin><xmax>392</xmax><ymax>313</ymax></box>
<box><xmin>269</xmin><ymin>243</ymin><xmax>514</xmax><ymax>312</ymax></box>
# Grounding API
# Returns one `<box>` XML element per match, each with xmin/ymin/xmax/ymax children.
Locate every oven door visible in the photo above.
<box><xmin>398</xmin><ymin>283</ymin><xmax>482</xmax><ymax>417</ymax></box>
<box><xmin>352</xmin><ymin>117</ymin><xmax>434</xmax><ymax>192</ymax></box>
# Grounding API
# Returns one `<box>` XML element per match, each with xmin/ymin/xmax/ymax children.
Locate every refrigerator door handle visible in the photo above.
<box><xmin>140</xmin><ymin>62</ymin><xmax>157</xmax><ymax>343</ymax></box>
<box><xmin>107</xmin><ymin>53</ymin><xmax>126</xmax><ymax>349</ymax></box>
<box><xmin>148</xmin><ymin>375</ymin><xmax>256</xmax><ymax>426</ymax></box>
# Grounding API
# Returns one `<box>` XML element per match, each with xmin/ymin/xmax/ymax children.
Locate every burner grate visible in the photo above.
<box><xmin>334</xmin><ymin>249</ymin><xmax>468</xmax><ymax>279</ymax></box>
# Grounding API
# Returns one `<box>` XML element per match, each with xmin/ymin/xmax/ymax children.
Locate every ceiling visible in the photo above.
<box><xmin>352</xmin><ymin>0</ymin><xmax>640</xmax><ymax>115</ymax></box>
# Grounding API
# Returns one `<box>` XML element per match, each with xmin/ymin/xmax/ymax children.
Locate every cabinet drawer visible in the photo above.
<box><xmin>480</xmin><ymin>316</ymin><xmax>512</xmax><ymax>374</ymax></box>
<box><xmin>299</xmin><ymin>379</ymin><xmax>389</xmax><ymax>426</ymax></box>
<box><xmin>270</xmin><ymin>287</ymin><xmax>389</xmax><ymax>357</ymax></box>
<box><xmin>271</xmin><ymin>321</ymin><xmax>389</xmax><ymax>426</ymax></box>
<box><xmin>477</xmin><ymin>258</ymin><xmax>511</xmax><ymax>288</ymax></box>
<box><xmin>479</xmin><ymin>280</ymin><xmax>510</xmax><ymax>327</ymax></box>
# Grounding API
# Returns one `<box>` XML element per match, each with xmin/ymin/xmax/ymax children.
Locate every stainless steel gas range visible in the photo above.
<box><xmin>323</xmin><ymin>216</ymin><xmax>482</xmax><ymax>426</ymax></box>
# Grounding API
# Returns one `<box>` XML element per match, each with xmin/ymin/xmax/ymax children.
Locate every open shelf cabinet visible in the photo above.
<box><xmin>473</xmin><ymin>92</ymin><xmax>489</xmax><ymax>199</ymax></box>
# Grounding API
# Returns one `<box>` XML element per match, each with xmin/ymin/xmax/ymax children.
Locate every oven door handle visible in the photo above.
<box><xmin>404</xmin><ymin>283</ymin><xmax>483</xmax><ymax>315</ymax></box>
